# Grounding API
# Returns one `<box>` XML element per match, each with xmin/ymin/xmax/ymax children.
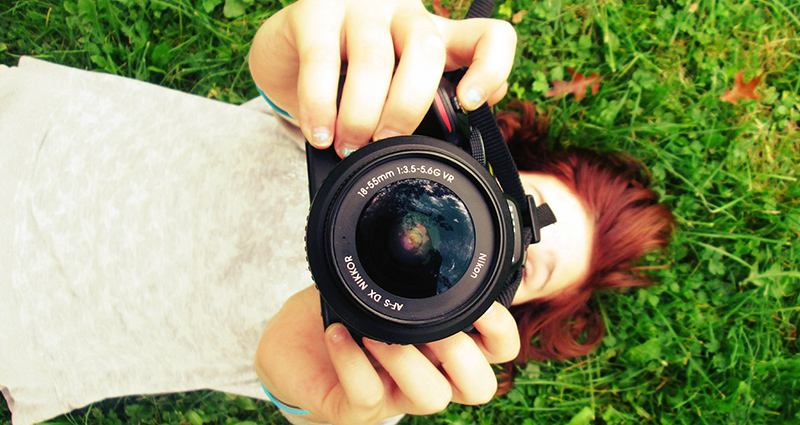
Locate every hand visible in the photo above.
<box><xmin>249</xmin><ymin>0</ymin><xmax>517</xmax><ymax>157</ymax></box>
<box><xmin>254</xmin><ymin>286</ymin><xmax>520</xmax><ymax>425</ymax></box>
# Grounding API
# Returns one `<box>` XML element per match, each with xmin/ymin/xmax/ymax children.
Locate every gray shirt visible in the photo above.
<box><xmin>0</xmin><ymin>57</ymin><xmax>311</xmax><ymax>425</ymax></box>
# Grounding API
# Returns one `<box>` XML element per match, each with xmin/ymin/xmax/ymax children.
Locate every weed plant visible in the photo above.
<box><xmin>1</xmin><ymin>0</ymin><xmax>798</xmax><ymax>424</ymax></box>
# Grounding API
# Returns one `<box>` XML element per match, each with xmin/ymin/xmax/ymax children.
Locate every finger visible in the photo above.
<box><xmin>435</xmin><ymin>17</ymin><xmax>517</xmax><ymax>110</ymax></box>
<box><xmin>363</xmin><ymin>339</ymin><xmax>452</xmax><ymax>415</ymax></box>
<box><xmin>372</xmin><ymin>9</ymin><xmax>446</xmax><ymax>141</ymax></box>
<box><xmin>323</xmin><ymin>324</ymin><xmax>387</xmax><ymax>422</ymax></box>
<box><xmin>335</xmin><ymin>10</ymin><xmax>396</xmax><ymax>156</ymax></box>
<box><xmin>469</xmin><ymin>303</ymin><xmax>521</xmax><ymax>363</ymax></box>
<box><xmin>415</xmin><ymin>344</ymin><xmax>441</xmax><ymax>368</ymax></box>
<box><xmin>290</xmin><ymin>3</ymin><xmax>345</xmax><ymax>149</ymax></box>
<box><xmin>426</xmin><ymin>332</ymin><xmax>498</xmax><ymax>405</ymax></box>
<box><xmin>487</xmin><ymin>81</ymin><xmax>508</xmax><ymax>106</ymax></box>
<box><xmin>249</xmin><ymin>9</ymin><xmax>300</xmax><ymax>113</ymax></box>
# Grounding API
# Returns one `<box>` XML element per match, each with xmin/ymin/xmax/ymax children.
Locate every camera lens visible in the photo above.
<box><xmin>306</xmin><ymin>136</ymin><xmax>518</xmax><ymax>344</ymax></box>
<box><xmin>356</xmin><ymin>178</ymin><xmax>475</xmax><ymax>299</ymax></box>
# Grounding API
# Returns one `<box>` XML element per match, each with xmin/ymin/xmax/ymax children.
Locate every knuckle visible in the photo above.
<box><xmin>356</xmin><ymin>43</ymin><xmax>397</xmax><ymax>70</ymax></box>
<box><xmin>417</xmin><ymin>398</ymin><xmax>450</xmax><ymax>415</ymax></box>
<box><xmin>464</xmin><ymin>378</ymin><xmax>497</xmax><ymax>405</ymax></box>
<box><xmin>487</xmin><ymin>342</ymin><xmax>519</xmax><ymax>364</ymax></box>
<box><xmin>416</xmin><ymin>383</ymin><xmax>452</xmax><ymax>414</ymax></box>
<box><xmin>336</xmin><ymin>103</ymin><xmax>381</xmax><ymax>139</ymax></box>
<box><xmin>502</xmin><ymin>347</ymin><xmax>521</xmax><ymax>363</ymax></box>
<box><xmin>298</xmin><ymin>44</ymin><xmax>340</xmax><ymax>68</ymax></box>
<box><xmin>492</xmin><ymin>19</ymin><xmax>518</xmax><ymax>44</ymax></box>
<box><xmin>337</xmin><ymin>117</ymin><xmax>377</xmax><ymax>144</ymax></box>
<box><xmin>379</xmin><ymin>103</ymin><xmax>421</xmax><ymax>132</ymax></box>
<box><xmin>490</xmin><ymin>347</ymin><xmax>519</xmax><ymax>365</ymax></box>
<box><xmin>350</xmin><ymin>389</ymin><xmax>384</xmax><ymax>412</ymax></box>
<box><xmin>411</xmin><ymin>31</ymin><xmax>447</xmax><ymax>62</ymax></box>
<box><xmin>499</xmin><ymin>336</ymin><xmax>522</xmax><ymax>363</ymax></box>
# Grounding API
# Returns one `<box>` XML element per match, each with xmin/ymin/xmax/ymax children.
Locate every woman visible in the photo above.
<box><xmin>0</xmin><ymin>1</ymin><xmax>671</xmax><ymax>425</ymax></box>
<box><xmin>248</xmin><ymin>2</ymin><xmax>522</xmax><ymax>423</ymax></box>
<box><xmin>496</xmin><ymin>102</ymin><xmax>675</xmax><ymax>391</ymax></box>
<box><xmin>1</xmin><ymin>1</ymin><xmax>518</xmax><ymax>424</ymax></box>
<box><xmin>250</xmin><ymin>104</ymin><xmax>674</xmax><ymax>425</ymax></box>
<box><xmin>249</xmin><ymin>1</ymin><xmax>674</xmax><ymax>424</ymax></box>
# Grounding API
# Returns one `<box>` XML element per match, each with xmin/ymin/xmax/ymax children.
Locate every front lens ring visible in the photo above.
<box><xmin>307</xmin><ymin>136</ymin><xmax>514</xmax><ymax>343</ymax></box>
<box><xmin>330</xmin><ymin>155</ymin><xmax>496</xmax><ymax>324</ymax></box>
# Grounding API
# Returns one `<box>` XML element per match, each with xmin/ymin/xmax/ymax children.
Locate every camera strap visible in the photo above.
<box><xmin>465</xmin><ymin>0</ymin><xmax>495</xmax><ymax>19</ymax></box>
<box><xmin>460</xmin><ymin>0</ymin><xmax>555</xmax><ymax>236</ymax></box>
<box><xmin>467</xmin><ymin>102</ymin><xmax>557</xmax><ymax>309</ymax></box>
<box><xmin>460</xmin><ymin>0</ymin><xmax>557</xmax><ymax>307</ymax></box>
<box><xmin>463</xmin><ymin>93</ymin><xmax>557</xmax><ymax>241</ymax></box>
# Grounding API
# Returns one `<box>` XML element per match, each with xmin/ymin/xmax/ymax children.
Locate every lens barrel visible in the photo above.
<box><xmin>307</xmin><ymin>136</ymin><xmax>517</xmax><ymax>344</ymax></box>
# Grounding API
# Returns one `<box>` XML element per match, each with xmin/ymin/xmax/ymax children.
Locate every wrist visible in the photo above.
<box><xmin>259</xmin><ymin>381</ymin><xmax>310</xmax><ymax>415</ymax></box>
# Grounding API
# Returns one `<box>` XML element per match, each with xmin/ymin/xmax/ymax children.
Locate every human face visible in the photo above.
<box><xmin>511</xmin><ymin>172</ymin><xmax>593</xmax><ymax>305</ymax></box>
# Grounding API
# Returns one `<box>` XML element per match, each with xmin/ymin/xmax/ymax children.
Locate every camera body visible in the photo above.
<box><xmin>305</xmin><ymin>74</ymin><xmax>529</xmax><ymax>345</ymax></box>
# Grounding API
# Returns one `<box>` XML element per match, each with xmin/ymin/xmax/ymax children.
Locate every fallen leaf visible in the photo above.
<box><xmin>545</xmin><ymin>68</ymin><xmax>602</xmax><ymax>102</ymax></box>
<box><xmin>512</xmin><ymin>10</ymin><xmax>528</xmax><ymax>24</ymax></box>
<box><xmin>431</xmin><ymin>0</ymin><xmax>450</xmax><ymax>17</ymax></box>
<box><xmin>719</xmin><ymin>69</ymin><xmax>763</xmax><ymax>104</ymax></box>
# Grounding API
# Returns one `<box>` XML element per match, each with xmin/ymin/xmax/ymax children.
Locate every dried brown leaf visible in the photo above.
<box><xmin>545</xmin><ymin>68</ymin><xmax>602</xmax><ymax>102</ymax></box>
<box><xmin>431</xmin><ymin>0</ymin><xmax>450</xmax><ymax>17</ymax></box>
<box><xmin>719</xmin><ymin>69</ymin><xmax>763</xmax><ymax>104</ymax></box>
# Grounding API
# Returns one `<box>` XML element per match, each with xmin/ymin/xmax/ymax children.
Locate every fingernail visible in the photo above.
<box><xmin>484</xmin><ymin>304</ymin><xmax>496</xmax><ymax>318</ymax></box>
<box><xmin>327</xmin><ymin>324</ymin><xmax>347</xmax><ymax>344</ymax></box>
<box><xmin>362</xmin><ymin>338</ymin><xmax>387</xmax><ymax>348</ymax></box>
<box><xmin>465</xmin><ymin>88</ymin><xmax>484</xmax><ymax>109</ymax></box>
<box><xmin>338</xmin><ymin>142</ymin><xmax>359</xmax><ymax>158</ymax></box>
<box><xmin>310</xmin><ymin>127</ymin><xmax>331</xmax><ymax>147</ymax></box>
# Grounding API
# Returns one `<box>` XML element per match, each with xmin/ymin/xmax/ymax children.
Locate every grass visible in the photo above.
<box><xmin>1</xmin><ymin>0</ymin><xmax>799</xmax><ymax>424</ymax></box>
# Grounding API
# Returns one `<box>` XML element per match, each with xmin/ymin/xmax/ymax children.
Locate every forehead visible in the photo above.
<box><xmin>515</xmin><ymin>172</ymin><xmax>593</xmax><ymax>302</ymax></box>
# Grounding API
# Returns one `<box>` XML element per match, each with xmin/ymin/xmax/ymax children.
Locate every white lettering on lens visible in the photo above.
<box><xmin>393</xmin><ymin>164</ymin><xmax>455</xmax><ymax>182</ymax></box>
<box><xmin>470</xmin><ymin>253</ymin><xmax>488</xmax><ymax>279</ymax></box>
<box><xmin>384</xmin><ymin>299</ymin><xmax>404</xmax><ymax>311</ymax></box>
<box><xmin>344</xmin><ymin>256</ymin><xmax>368</xmax><ymax>290</ymax></box>
<box><xmin>367</xmin><ymin>289</ymin><xmax>382</xmax><ymax>302</ymax></box>
<box><xmin>357</xmin><ymin>170</ymin><xmax>395</xmax><ymax>197</ymax></box>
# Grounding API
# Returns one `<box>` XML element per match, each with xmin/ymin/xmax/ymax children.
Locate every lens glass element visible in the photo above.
<box><xmin>356</xmin><ymin>178</ymin><xmax>475</xmax><ymax>298</ymax></box>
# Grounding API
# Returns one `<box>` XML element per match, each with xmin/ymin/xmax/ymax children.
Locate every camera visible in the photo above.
<box><xmin>304</xmin><ymin>72</ymin><xmax>552</xmax><ymax>344</ymax></box>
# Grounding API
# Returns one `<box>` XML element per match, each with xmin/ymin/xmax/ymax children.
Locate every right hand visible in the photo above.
<box><xmin>248</xmin><ymin>0</ymin><xmax>517</xmax><ymax>157</ymax></box>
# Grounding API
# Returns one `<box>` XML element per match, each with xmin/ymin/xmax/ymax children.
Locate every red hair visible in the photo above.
<box><xmin>494</xmin><ymin>101</ymin><xmax>675</xmax><ymax>392</ymax></box>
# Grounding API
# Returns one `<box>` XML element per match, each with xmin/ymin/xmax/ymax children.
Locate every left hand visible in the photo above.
<box><xmin>254</xmin><ymin>285</ymin><xmax>520</xmax><ymax>424</ymax></box>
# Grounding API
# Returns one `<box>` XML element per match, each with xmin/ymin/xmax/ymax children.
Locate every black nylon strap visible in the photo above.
<box><xmin>460</xmin><ymin>0</ymin><xmax>559</xmax><ymax>310</ymax></box>
<box><xmin>467</xmin><ymin>104</ymin><xmax>529</xmax><ymax>212</ymax></box>
<box><xmin>494</xmin><ymin>227</ymin><xmax>532</xmax><ymax>308</ymax></box>
<box><xmin>468</xmin><ymin>126</ymin><xmax>486</xmax><ymax>166</ymax></box>
<box><xmin>465</xmin><ymin>0</ymin><xmax>495</xmax><ymax>19</ymax></box>
<box><xmin>537</xmin><ymin>203</ymin><xmax>557</xmax><ymax>228</ymax></box>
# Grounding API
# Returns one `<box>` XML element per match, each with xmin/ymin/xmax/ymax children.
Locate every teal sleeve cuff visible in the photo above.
<box><xmin>260</xmin><ymin>381</ymin><xmax>310</xmax><ymax>415</ymax></box>
<box><xmin>256</xmin><ymin>86</ymin><xmax>294</xmax><ymax>119</ymax></box>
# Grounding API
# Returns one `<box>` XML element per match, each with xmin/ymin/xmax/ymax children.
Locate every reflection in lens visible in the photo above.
<box><xmin>356</xmin><ymin>178</ymin><xmax>475</xmax><ymax>298</ymax></box>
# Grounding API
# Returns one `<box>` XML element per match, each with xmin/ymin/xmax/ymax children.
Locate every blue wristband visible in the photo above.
<box><xmin>256</xmin><ymin>86</ymin><xmax>294</xmax><ymax>119</ymax></box>
<box><xmin>260</xmin><ymin>381</ymin><xmax>310</xmax><ymax>415</ymax></box>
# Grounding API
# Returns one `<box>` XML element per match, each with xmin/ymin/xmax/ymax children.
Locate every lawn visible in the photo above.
<box><xmin>1</xmin><ymin>0</ymin><xmax>799</xmax><ymax>424</ymax></box>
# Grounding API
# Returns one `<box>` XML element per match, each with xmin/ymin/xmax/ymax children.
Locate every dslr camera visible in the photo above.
<box><xmin>305</xmin><ymin>71</ymin><xmax>554</xmax><ymax>345</ymax></box>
